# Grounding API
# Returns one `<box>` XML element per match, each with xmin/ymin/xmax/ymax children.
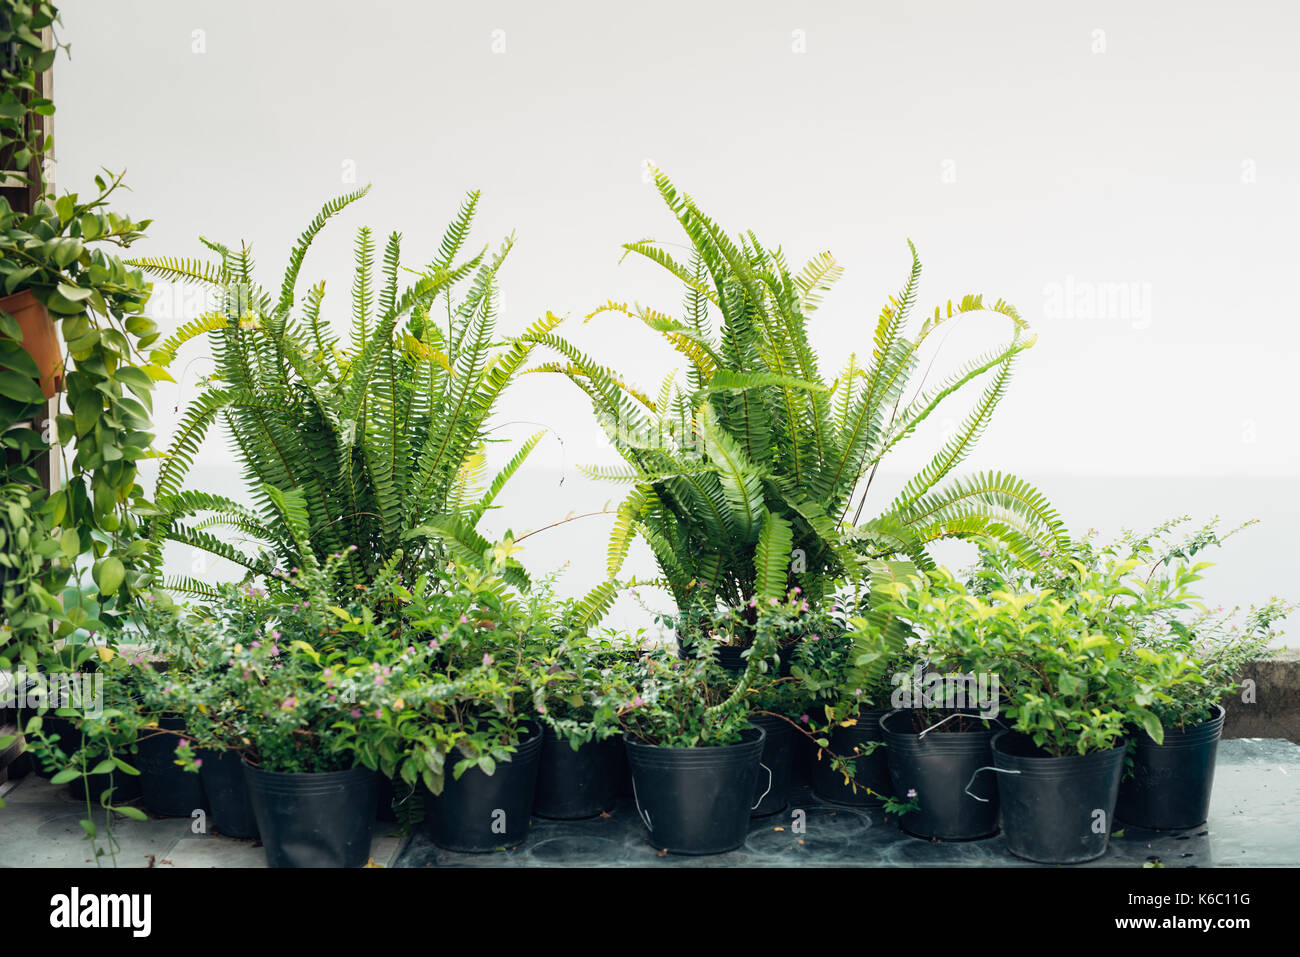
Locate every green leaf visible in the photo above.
<box><xmin>0</xmin><ymin>370</ymin><xmax>45</xmax><ymax>404</ymax></box>
<box><xmin>93</xmin><ymin>557</ymin><xmax>125</xmax><ymax>596</ymax></box>
<box><xmin>50</xmin><ymin>768</ymin><xmax>81</xmax><ymax>785</ymax></box>
<box><xmin>113</xmin><ymin>805</ymin><xmax>148</xmax><ymax>821</ymax></box>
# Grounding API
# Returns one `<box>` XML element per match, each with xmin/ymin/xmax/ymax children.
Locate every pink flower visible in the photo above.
<box><xmin>374</xmin><ymin>708</ymin><xmax>382</xmax><ymax>719</ymax></box>
<box><xmin>177</xmin><ymin>738</ymin><xmax>190</xmax><ymax>749</ymax></box>
<box><xmin>351</xmin><ymin>707</ymin><xmax>361</xmax><ymax>719</ymax></box>
<box><xmin>481</xmin><ymin>653</ymin><xmax>494</xmax><ymax>667</ymax></box>
<box><xmin>427</xmin><ymin>640</ymin><xmax>440</xmax><ymax>651</ymax></box>
<box><xmin>459</xmin><ymin>615</ymin><xmax>469</xmax><ymax>624</ymax></box>
<box><xmin>537</xmin><ymin>705</ymin><xmax>547</xmax><ymax>714</ymax></box>
<box><xmin>631</xmin><ymin>695</ymin><xmax>644</xmax><ymax>708</ymax></box>
<box><xmin>800</xmin><ymin>714</ymin><xmax>810</xmax><ymax>724</ymax></box>
<box><xmin>907</xmin><ymin>788</ymin><xmax>917</xmax><ymax>798</ymax></box>
<box><xmin>193</xmin><ymin>758</ymin><xmax>203</xmax><ymax>769</ymax></box>
<box><xmin>251</xmin><ymin>641</ymin><xmax>261</xmax><ymax>649</ymax></box>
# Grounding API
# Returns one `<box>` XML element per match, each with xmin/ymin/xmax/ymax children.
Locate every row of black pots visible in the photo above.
<box><xmin>875</xmin><ymin>703</ymin><xmax>1226</xmax><ymax>864</ymax></box>
<box><xmin>37</xmin><ymin>700</ymin><xmax>1226</xmax><ymax>865</ymax></box>
<box><xmin>40</xmin><ymin>714</ymin><xmax>259</xmax><ymax>839</ymax></box>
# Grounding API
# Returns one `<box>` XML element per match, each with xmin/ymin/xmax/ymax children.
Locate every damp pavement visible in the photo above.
<box><xmin>1</xmin><ymin>738</ymin><xmax>1296</xmax><ymax>868</ymax></box>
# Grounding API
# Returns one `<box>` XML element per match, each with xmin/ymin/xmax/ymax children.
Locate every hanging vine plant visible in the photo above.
<box><xmin>0</xmin><ymin>0</ymin><xmax>160</xmax><ymax>670</ymax></box>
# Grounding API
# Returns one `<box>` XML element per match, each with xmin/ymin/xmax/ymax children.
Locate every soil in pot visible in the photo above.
<box><xmin>626</xmin><ymin>724</ymin><xmax>765</xmax><ymax>855</ymax></box>
<box><xmin>880</xmin><ymin>709</ymin><xmax>999</xmax><ymax>840</ymax></box>
<box><xmin>1115</xmin><ymin>703</ymin><xmax>1225</xmax><ymax>830</ymax></box>
<box><xmin>992</xmin><ymin>730</ymin><xmax>1126</xmax><ymax>864</ymax></box>
<box><xmin>422</xmin><ymin>724</ymin><xmax>543</xmax><ymax>852</ymax></box>
<box><xmin>811</xmin><ymin>709</ymin><xmax>892</xmax><ymax>806</ymax></box>
<box><xmin>135</xmin><ymin>716</ymin><xmax>205</xmax><ymax>818</ymax></box>
<box><xmin>243</xmin><ymin>761</ymin><xmax>378</xmax><ymax>868</ymax></box>
<box><xmin>198</xmin><ymin>749</ymin><xmax>258</xmax><ymax>839</ymax></box>
<box><xmin>533</xmin><ymin>725</ymin><xmax>619</xmax><ymax>820</ymax></box>
<box><xmin>0</xmin><ymin>290</ymin><xmax>64</xmax><ymax>398</ymax></box>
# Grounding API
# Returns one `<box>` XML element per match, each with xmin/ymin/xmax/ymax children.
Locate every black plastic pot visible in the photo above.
<box><xmin>790</xmin><ymin>726</ymin><xmax>816</xmax><ymax>788</ymax></box>
<box><xmin>715</xmin><ymin>644</ymin><xmax>796</xmax><ymax>676</ymax></box>
<box><xmin>533</xmin><ymin>725</ymin><xmax>620</xmax><ymax>820</ymax></box>
<box><xmin>135</xmin><ymin>717</ymin><xmax>205</xmax><ymax>818</ymax></box>
<box><xmin>991</xmin><ymin>730</ymin><xmax>1126</xmax><ymax>864</ymax></box>
<box><xmin>626</xmin><ymin>724</ymin><xmax>765</xmax><ymax>855</ymax></box>
<box><xmin>880</xmin><ymin>709</ymin><xmax>999</xmax><ymax>840</ymax></box>
<box><xmin>243</xmin><ymin>761</ymin><xmax>378</xmax><ymax>868</ymax></box>
<box><xmin>376</xmin><ymin>774</ymin><xmax>417</xmax><ymax>822</ymax></box>
<box><xmin>748</xmin><ymin>713</ymin><xmax>793</xmax><ymax>817</ymax></box>
<box><xmin>613</xmin><ymin>734</ymin><xmax>634</xmax><ymax>798</ymax></box>
<box><xmin>811</xmin><ymin>709</ymin><xmax>892</xmax><ymax>806</ymax></box>
<box><xmin>422</xmin><ymin>724</ymin><xmax>543</xmax><ymax>852</ymax></box>
<box><xmin>198</xmin><ymin>750</ymin><xmax>258</xmax><ymax>839</ymax></box>
<box><xmin>1116</xmin><ymin>703</ymin><xmax>1224</xmax><ymax>830</ymax></box>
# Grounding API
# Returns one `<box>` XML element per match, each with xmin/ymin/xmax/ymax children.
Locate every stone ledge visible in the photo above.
<box><xmin>1223</xmin><ymin>649</ymin><xmax>1300</xmax><ymax>744</ymax></box>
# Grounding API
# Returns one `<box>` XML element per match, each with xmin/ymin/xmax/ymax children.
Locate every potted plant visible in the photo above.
<box><xmin>803</xmin><ymin>575</ymin><xmax>915</xmax><ymax>808</ymax></box>
<box><xmin>908</xmin><ymin>553</ymin><xmax>1196</xmax><ymax>864</ymax></box>
<box><xmin>165</xmin><ymin>561</ymin><xmax>405</xmax><ymax>868</ymax></box>
<box><xmin>869</xmin><ymin>580</ymin><xmax>1012</xmax><ymax>840</ymax></box>
<box><xmin>530</xmin><ymin>609</ymin><xmax>634</xmax><ymax>820</ymax></box>
<box><xmin>132</xmin><ymin>592</ymin><xmax>261</xmax><ymax>838</ymax></box>
<box><xmin>614</xmin><ymin>619</ymin><xmax>786</xmax><ymax>855</ymax></box>
<box><xmin>688</xmin><ymin>590</ymin><xmax>845</xmax><ymax>816</ymax></box>
<box><xmin>1105</xmin><ymin>522</ymin><xmax>1293</xmax><ymax>830</ymax></box>
<box><xmin>132</xmin><ymin>187</ymin><xmax>557</xmax><ymax>608</ymax></box>
<box><xmin>387</xmin><ymin>560</ymin><xmax>549</xmax><ymax>853</ymax></box>
<box><xmin>528</xmin><ymin>168</ymin><xmax>1066</xmax><ymax>635</ymax></box>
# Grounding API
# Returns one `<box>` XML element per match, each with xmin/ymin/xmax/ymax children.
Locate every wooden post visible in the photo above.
<box><xmin>0</xmin><ymin>23</ymin><xmax>56</xmax><ymax>782</ymax></box>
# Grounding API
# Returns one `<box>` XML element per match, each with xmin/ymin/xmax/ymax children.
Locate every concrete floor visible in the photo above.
<box><xmin>0</xmin><ymin>775</ymin><xmax>406</xmax><ymax>868</ymax></box>
<box><xmin>2</xmin><ymin>738</ymin><xmax>1296</xmax><ymax>868</ymax></box>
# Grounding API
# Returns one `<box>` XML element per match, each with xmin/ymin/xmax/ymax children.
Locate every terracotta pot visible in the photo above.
<box><xmin>0</xmin><ymin>290</ymin><xmax>63</xmax><ymax>398</ymax></box>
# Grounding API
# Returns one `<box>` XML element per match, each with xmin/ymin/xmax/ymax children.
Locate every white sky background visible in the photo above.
<box><xmin>50</xmin><ymin>0</ymin><xmax>1299</xmax><ymax>636</ymax></box>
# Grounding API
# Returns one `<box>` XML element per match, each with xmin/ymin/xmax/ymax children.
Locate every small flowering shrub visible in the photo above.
<box><xmin>532</xmin><ymin>623</ymin><xmax>642</xmax><ymax>751</ymax></box>
<box><xmin>969</xmin><ymin>518</ymin><xmax>1291</xmax><ymax>731</ymax></box>
<box><xmin>872</xmin><ymin>556</ymin><xmax>1202</xmax><ymax>756</ymax></box>
<box><xmin>614</xmin><ymin>646</ymin><xmax>756</xmax><ymax>747</ymax></box>
<box><xmin>148</xmin><ymin>582</ymin><xmax>409</xmax><ymax>774</ymax></box>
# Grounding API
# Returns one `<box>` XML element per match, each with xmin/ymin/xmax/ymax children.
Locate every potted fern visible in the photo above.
<box><xmin>527</xmin><ymin>169</ymin><xmax>1066</xmax><ymax>633</ymax></box>
<box><xmin>131</xmin><ymin>187</ymin><xmax>556</xmax><ymax>606</ymax></box>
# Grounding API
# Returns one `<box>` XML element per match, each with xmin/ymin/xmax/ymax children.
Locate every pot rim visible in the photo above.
<box><xmin>625</xmin><ymin>723</ymin><xmax>765</xmax><ymax>753</ymax></box>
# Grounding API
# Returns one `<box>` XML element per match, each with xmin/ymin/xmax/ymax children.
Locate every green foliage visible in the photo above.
<box><xmin>528</xmin><ymin>169</ymin><xmax>1066</xmax><ymax>623</ymax></box>
<box><xmin>133</xmin><ymin>188</ymin><xmax>553</xmax><ymax>600</ymax></box>
<box><xmin>0</xmin><ymin>482</ymin><xmax>71</xmax><ymax>668</ymax></box>
<box><xmin>0</xmin><ymin>1</ymin><xmax>59</xmax><ymax>185</ymax></box>
<box><xmin>970</xmin><ymin>517</ymin><xmax>1291</xmax><ymax>730</ymax></box>
<box><xmin>0</xmin><ymin>7</ymin><xmax>159</xmax><ymax>672</ymax></box>
<box><xmin>872</xmin><ymin>559</ymin><xmax>1202</xmax><ymax>756</ymax></box>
